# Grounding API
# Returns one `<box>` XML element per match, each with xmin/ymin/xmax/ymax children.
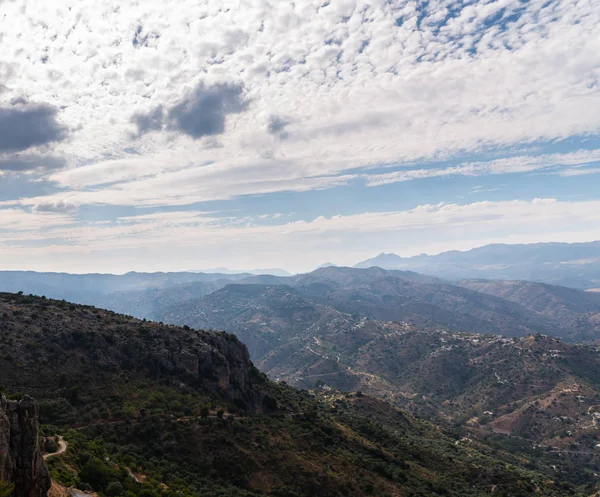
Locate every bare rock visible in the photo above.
<box><xmin>0</xmin><ymin>395</ymin><xmax>51</xmax><ymax>497</ymax></box>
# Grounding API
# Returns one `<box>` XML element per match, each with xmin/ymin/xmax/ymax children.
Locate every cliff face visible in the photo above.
<box><xmin>0</xmin><ymin>293</ymin><xmax>269</xmax><ymax>415</ymax></box>
<box><xmin>0</xmin><ymin>395</ymin><xmax>50</xmax><ymax>497</ymax></box>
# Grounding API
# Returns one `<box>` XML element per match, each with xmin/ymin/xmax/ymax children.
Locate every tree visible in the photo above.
<box><xmin>106</xmin><ymin>481</ymin><xmax>124</xmax><ymax>497</ymax></box>
<box><xmin>0</xmin><ymin>481</ymin><xmax>15</xmax><ymax>497</ymax></box>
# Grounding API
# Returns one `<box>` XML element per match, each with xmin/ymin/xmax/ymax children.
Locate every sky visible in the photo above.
<box><xmin>0</xmin><ymin>0</ymin><xmax>599</xmax><ymax>274</ymax></box>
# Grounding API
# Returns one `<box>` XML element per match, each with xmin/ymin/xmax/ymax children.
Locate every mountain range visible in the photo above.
<box><xmin>4</xmin><ymin>244</ymin><xmax>600</xmax><ymax>494</ymax></box>
<box><xmin>1</xmin><ymin>292</ymin><xmax>585</xmax><ymax>497</ymax></box>
<box><xmin>97</xmin><ymin>266</ymin><xmax>600</xmax><ymax>344</ymax></box>
<box><xmin>354</xmin><ymin>241</ymin><xmax>600</xmax><ymax>289</ymax></box>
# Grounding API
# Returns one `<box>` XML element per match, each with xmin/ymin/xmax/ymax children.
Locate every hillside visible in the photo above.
<box><xmin>0</xmin><ymin>293</ymin><xmax>583</xmax><ymax>497</ymax></box>
<box><xmin>159</xmin><ymin>284</ymin><xmax>358</xmax><ymax>362</ymax></box>
<box><xmin>288</xmin><ymin>267</ymin><xmax>555</xmax><ymax>337</ymax></box>
<box><xmin>276</xmin><ymin>327</ymin><xmax>600</xmax><ymax>449</ymax></box>
<box><xmin>458</xmin><ymin>280</ymin><xmax>600</xmax><ymax>342</ymax></box>
<box><xmin>159</xmin><ymin>267</ymin><xmax>592</xmax><ymax>340</ymax></box>
<box><xmin>153</xmin><ymin>282</ymin><xmax>600</xmax><ymax>453</ymax></box>
<box><xmin>354</xmin><ymin>241</ymin><xmax>600</xmax><ymax>289</ymax></box>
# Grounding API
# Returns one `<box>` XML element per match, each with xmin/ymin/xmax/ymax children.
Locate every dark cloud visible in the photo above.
<box><xmin>132</xmin><ymin>82</ymin><xmax>247</xmax><ymax>139</ymax></box>
<box><xmin>32</xmin><ymin>200</ymin><xmax>78</xmax><ymax>214</ymax></box>
<box><xmin>167</xmin><ymin>82</ymin><xmax>247</xmax><ymax>138</ymax></box>
<box><xmin>0</xmin><ymin>154</ymin><xmax>66</xmax><ymax>172</ymax></box>
<box><xmin>0</xmin><ymin>100</ymin><xmax>68</xmax><ymax>153</ymax></box>
<box><xmin>267</xmin><ymin>114</ymin><xmax>289</xmax><ymax>135</ymax></box>
<box><xmin>131</xmin><ymin>105</ymin><xmax>164</xmax><ymax>135</ymax></box>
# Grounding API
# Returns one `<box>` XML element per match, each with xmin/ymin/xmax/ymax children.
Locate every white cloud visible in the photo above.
<box><xmin>0</xmin><ymin>0</ymin><xmax>597</xmax><ymax>209</ymax></box>
<box><xmin>32</xmin><ymin>199</ymin><xmax>79</xmax><ymax>213</ymax></box>
<box><xmin>0</xmin><ymin>208</ymin><xmax>76</xmax><ymax>231</ymax></box>
<box><xmin>1</xmin><ymin>0</ymin><xmax>600</xmax><ymax>271</ymax></box>
<box><xmin>556</xmin><ymin>167</ymin><xmax>600</xmax><ymax>177</ymax></box>
<box><xmin>364</xmin><ymin>149</ymin><xmax>600</xmax><ymax>186</ymax></box>
<box><xmin>1</xmin><ymin>198</ymin><xmax>599</xmax><ymax>272</ymax></box>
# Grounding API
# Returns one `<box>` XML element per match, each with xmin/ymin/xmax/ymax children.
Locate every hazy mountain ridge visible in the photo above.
<box><xmin>0</xmin><ymin>270</ymin><xmax>251</xmax><ymax>305</ymax></box>
<box><xmin>354</xmin><ymin>241</ymin><xmax>600</xmax><ymax>289</ymax></box>
<box><xmin>158</xmin><ymin>266</ymin><xmax>600</xmax><ymax>345</ymax></box>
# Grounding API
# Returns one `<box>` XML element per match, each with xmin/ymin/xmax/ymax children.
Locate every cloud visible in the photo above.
<box><xmin>2</xmin><ymin>198</ymin><xmax>600</xmax><ymax>273</ymax></box>
<box><xmin>267</xmin><ymin>114</ymin><xmax>290</xmax><ymax>135</ymax></box>
<box><xmin>364</xmin><ymin>149</ymin><xmax>600</xmax><ymax>186</ymax></box>
<box><xmin>33</xmin><ymin>147</ymin><xmax>600</xmax><ymax>208</ymax></box>
<box><xmin>0</xmin><ymin>0</ymin><xmax>600</xmax><ymax>271</ymax></box>
<box><xmin>0</xmin><ymin>100</ymin><xmax>67</xmax><ymax>153</ymax></box>
<box><xmin>1</xmin><ymin>0</ymin><xmax>598</xmax><ymax>199</ymax></box>
<box><xmin>556</xmin><ymin>168</ymin><xmax>600</xmax><ymax>177</ymax></box>
<box><xmin>131</xmin><ymin>105</ymin><xmax>164</xmax><ymax>135</ymax></box>
<box><xmin>32</xmin><ymin>199</ymin><xmax>78</xmax><ymax>214</ymax></box>
<box><xmin>0</xmin><ymin>154</ymin><xmax>66</xmax><ymax>173</ymax></box>
<box><xmin>133</xmin><ymin>82</ymin><xmax>247</xmax><ymax>138</ymax></box>
<box><xmin>0</xmin><ymin>207</ymin><xmax>74</xmax><ymax>232</ymax></box>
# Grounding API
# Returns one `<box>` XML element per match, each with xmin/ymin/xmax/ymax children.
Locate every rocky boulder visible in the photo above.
<box><xmin>0</xmin><ymin>395</ymin><xmax>50</xmax><ymax>497</ymax></box>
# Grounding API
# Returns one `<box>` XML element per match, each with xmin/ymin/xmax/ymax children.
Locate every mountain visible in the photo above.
<box><xmin>458</xmin><ymin>279</ymin><xmax>600</xmax><ymax>342</ymax></box>
<box><xmin>354</xmin><ymin>241</ymin><xmax>600</xmax><ymax>289</ymax></box>
<box><xmin>93</xmin><ymin>280</ymin><xmax>234</xmax><ymax>319</ymax></box>
<box><xmin>153</xmin><ymin>279</ymin><xmax>600</xmax><ymax>446</ymax></box>
<box><xmin>0</xmin><ymin>293</ymin><xmax>580</xmax><ymax>497</ymax></box>
<box><xmin>287</xmin><ymin>266</ymin><xmax>555</xmax><ymax>337</ymax></box>
<box><xmin>8</xmin><ymin>266</ymin><xmax>600</xmax><ymax>343</ymax></box>
<box><xmin>0</xmin><ymin>270</ymin><xmax>249</xmax><ymax>306</ymax></box>
<box><xmin>192</xmin><ymin>267</ymin><xmax>294</xmax><ymax>277</ymax></box>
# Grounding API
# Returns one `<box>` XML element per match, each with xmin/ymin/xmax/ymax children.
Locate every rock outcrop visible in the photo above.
<box><xmin>0</xmin><ymin>395</ymin><xmax>51</xmax><ymax>497</ymax></box>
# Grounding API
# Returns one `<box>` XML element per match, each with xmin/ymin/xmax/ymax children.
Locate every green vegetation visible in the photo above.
<box><xmin>0</xmin><ymin>292</ymin><xmax>593</xmax><ymax>496</ymax></box>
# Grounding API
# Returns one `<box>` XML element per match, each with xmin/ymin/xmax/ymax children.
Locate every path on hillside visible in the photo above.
<box><xmin>44</xmin><ymin>436</ymin><xmax>67</xmax><ymax>460</ymax></box>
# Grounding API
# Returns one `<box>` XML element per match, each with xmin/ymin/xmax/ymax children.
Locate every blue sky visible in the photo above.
<box><xmin>0</xmin><ymin>0</ymin><xmax>599</xmax><ymax>273</ymax></box>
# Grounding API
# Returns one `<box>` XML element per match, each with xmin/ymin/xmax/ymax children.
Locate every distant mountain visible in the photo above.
<box><xmin>5</xmin><ymin>266</ymin><xmax>600</xmax><ymax>344</ymax></box>
<box><xmin>286</xmin><ymin>266</ymin><xmax>558</xmax><ymax>338</ymax></box>
<box><xmin>0</xmin><ymin>270</ymin><xmax>249</xmax><ymax>304</ymax></box>
<box><xmin>354</xmin><ymin>241</ymin><xmax>600</xmax><ymax>289</ymax></box>
<box><xmin>160</xmin><ymin>284</ymin><xmax>357</xmax><ymax>362</ymax></box>
<box><xmin>192</xmin><ymin>267</ymin><xmax>293</xmax><ymax>276</ymax></box>
<box><xmin>157</xmin><ymin>266</ymin><xmax>575</xmax><ymax>344</ymax></box>
<box><xmin>317</xmin><ymin>262</ymin><xmax>338</xmax><ymax>268</ymax></box>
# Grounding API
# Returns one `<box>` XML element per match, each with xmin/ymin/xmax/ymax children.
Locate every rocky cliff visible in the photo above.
<box><xmin>0</xmin><ymin>395</ymin><xmax>50</xmax><ymax>497</ymax></box>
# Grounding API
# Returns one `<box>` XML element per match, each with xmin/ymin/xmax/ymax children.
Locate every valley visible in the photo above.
<box><xmin>1</xmin><ymin>292</ymin><xmax>584</xmax><ymax>496</ymax></box>
<box><xmin>3</xmin><ymin>254</ymin><xmax>600</xmax><ymax>495</ymax></box>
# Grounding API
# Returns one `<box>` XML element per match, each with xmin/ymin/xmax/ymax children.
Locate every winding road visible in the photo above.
<box><xmin>43</xmin><ymin>436</ymin><xmax>67</xmax><ymax>460</ymax></box>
